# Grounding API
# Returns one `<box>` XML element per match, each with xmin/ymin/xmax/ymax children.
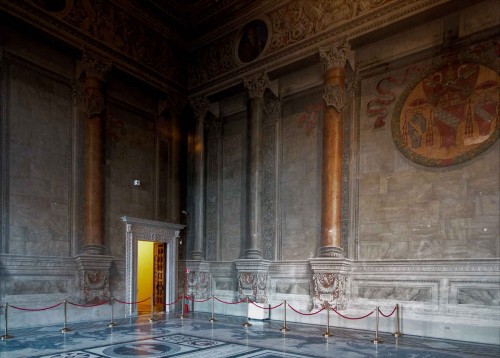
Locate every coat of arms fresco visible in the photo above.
<box><xmin>392</xmin><ymin>62</ymin><xmax>498</xmax><ymax>167</ymax></box>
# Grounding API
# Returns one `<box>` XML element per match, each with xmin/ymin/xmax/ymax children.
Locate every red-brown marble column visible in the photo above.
<box><xmin>82</xmin><ymin>51</ymin><xmax>112</xmax><ymax>255</ymax></box>
<box><xmin>318</xmin><ymin>41</ymin><xmax>355</xmax><ymax>257</ymax></box>
<box><xmin>189</xmin><ymin>96</ymin><xmax>210</xmax><ymax>260</ymax></box>
<box><xmin>242</xmin><ymin>73</ymin><xmax>269</xmax><ymax>259</ymax></box>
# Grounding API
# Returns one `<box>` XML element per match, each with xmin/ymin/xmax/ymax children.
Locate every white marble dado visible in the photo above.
<box><xmin>182</xmin><ymin>258</ymin><xmax>500</xmax><ymax>344</ymax></box>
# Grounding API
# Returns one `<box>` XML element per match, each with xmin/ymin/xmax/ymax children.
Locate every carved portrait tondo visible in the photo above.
<box><xmin>392</xmin><ymin>62</ymin><xmax>499</xmax><ymax>167</ymax></box>
<box><xmin>236</xmin><ymin>19</ymin><xmax>269</xmax><ymax>64</ymax></box>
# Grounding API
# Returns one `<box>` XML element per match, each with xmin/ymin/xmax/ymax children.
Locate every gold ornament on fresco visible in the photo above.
<box><xmin>392</xmin><ymin>63</ymin><xmax>499</xmax><ymax>167</ymax></box>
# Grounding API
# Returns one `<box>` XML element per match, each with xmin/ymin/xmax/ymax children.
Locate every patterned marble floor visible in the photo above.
<box><xmin>0</xmin><ymin>312</ymin><xmax>499</xmax><ymax>358</ymax></box>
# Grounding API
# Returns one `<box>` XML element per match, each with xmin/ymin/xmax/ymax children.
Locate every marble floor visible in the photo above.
<box><xmin>0</xmin><ymin>312</ymin><xmax>499</xmax><ymax>358</ymax></box>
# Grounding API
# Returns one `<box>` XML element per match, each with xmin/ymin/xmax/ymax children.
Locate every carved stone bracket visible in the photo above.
<box><xmin>75</xmin><ymin>254</ymin><xmax>114</xmax><ymax>304</ymax></box>
<box><xmin>243</xmin><ymin>72</ymin><xmax>270</xmax><ymax>99</ymax></box>
<box><xmin>235</xmin><ymin>259</ymin><xmax>271</xmax><ymax>303</ymax></box>
<box><xmin>309</xmin><ymin>258</ymin><xmax>351</xmax><ymax>310</ymax></box>
<box><xmin>312</xmin><ymin>272</ymin><xmax>348</xmax><ymax>310</ymax></box>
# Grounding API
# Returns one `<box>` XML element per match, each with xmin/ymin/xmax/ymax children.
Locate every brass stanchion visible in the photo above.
<box><xmin>149</xmin><ymin>293</ymin><xmax>156</xmax><ymax>323</ymax></box>
<box><xmin>209</xmin><ymin>295</ymin><xmax>217</xmax><ymax>323</ymax></box>
<box><xmin>242</xmin><ymin>296</ymin><xmax>252</xmax><ymax>327</ymax></box>
<box><xmin>1</xmin><ymin>303</ymin><xmax>14</xmax><ymax>340</ymax></box>
<box><xmin>60</xmin><ymin>300</ymin><xmax>72</xmax><ymax>333</ymax></box>
<box><xmin>371</xmin><ymin>307</ymin><xmax>383</xmax><ymax>344</ymax></box>
<box><xmin>322</xmin><ymin>302</ymin><xmax>332</xmax><ymax>337</ymax></box>
<box><xmin>280</xmin><ymin>300</ymin><xmax>289</xmax><ymax>333</ymax></box>
<box><xmin>108</xmin><ymin>297</ymin><xmax>116</xmax><ymax>327</ymax></box>
<box><xmin>392</xmin><ymin>304</ymin><xmax>402</xmax><ymax>337</ymax></box>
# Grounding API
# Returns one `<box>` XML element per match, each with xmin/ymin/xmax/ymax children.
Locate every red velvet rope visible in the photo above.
<box><xmin>332</xmin><ymin>308</ymin><xmax>375</xmax><ymax>320</ymax></box>
<box><xmin>114</xmin><ymin>297</ymin><xmax>151</xmax><ymax>305</ymax></box>
<box><xmin>165</xmin><ymin>296</ymin><xmax>182</xmax><ymax>305</ymax></box>
<box><xmin>10</xmin><ymin>302</ymin><xmax>63</xmax><ymax>311</ymax></box>
<box><xmin>188</xmin><ymin>296</ymin><xmax>211</xmax><ymax>303</ymax></box>
<box><xmin>287</xmin><ymin>303</ymin><xmax>326</xmax><ymax>316</ymax></box>
<box><xmin>250</xmin><ymin>301</ymin><xmax>284</xmax><ymax>310</ymax></box>
<box><xmin>214</xmin><ymin>297</ymin><xmax>246</xmax><ymax>305</ymax></box>
<box><xmin>378</xmin><ymin>306</ymin><xmax>397</xmax><ymax>318</ymax></box>
<box><xmin>68</xmin><ymin>300</ymin><xmax>109</xmax><ymax>308</ymax></box>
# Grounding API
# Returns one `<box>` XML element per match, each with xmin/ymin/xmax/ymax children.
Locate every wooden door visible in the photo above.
<box><xmin>153</xmin><ymin>242</ymin><xmax>166</xmax><ymax>310</ymax></box>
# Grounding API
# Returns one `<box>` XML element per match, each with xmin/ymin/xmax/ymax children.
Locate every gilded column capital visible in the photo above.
<box><xmin>243</xmin><ymin>72</ymin><xmax>270</xmax><ymax>99</ymax></box>
<box><xmin>190</xmin><ymin>95</ymin><xmax>210</xmax><ymax>119</ymax></box>
<box><xmin>319</xmin><ymin>39</ymin><xmax>355</xmax><ymax>71</ymax></box>
<box><xmin>81</xmin><ymin>50</ymin><xmax>112</xmax><ymax>81</ymax></box>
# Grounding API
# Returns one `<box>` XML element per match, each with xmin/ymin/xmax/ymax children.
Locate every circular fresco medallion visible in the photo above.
<box><xmin>237</xmin><ymin>19</ymin><xmax>268</xmax><ymax>64</ymax></box>
<box><xmin>392</xmin><ymin>62</ymin><xmax>499</xmax><ymax>167</ymax></box>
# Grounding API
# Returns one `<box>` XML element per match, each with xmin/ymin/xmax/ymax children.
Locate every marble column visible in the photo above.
<box><xmin>242</xmin><ymin>73</ymin><xmax>270</xmax><ymax>259</ymax></box>
<box><xmin>82</xmin><ymin>51</ymin><xmax>112</xmax><ymax>255</ymax></box>
<box><xmin>189</xmin><ymin>96</ymin><xmax>210</xmax><ymax>260</ymax></box>
<box><xmin>317</xmin><ymin>41</ymin><xmax>355</xmax><ymax>258</ymax></box>
<box><xmin>76</xmin><ymin>50</ymin><xmax>114</xmax><ymax>303</ymax></box>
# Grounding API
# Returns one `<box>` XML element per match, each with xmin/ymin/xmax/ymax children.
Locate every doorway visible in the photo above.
<box><xmin>122</xmin><ymin>216</ymin><xmax>184</xmax><ymax>317</ymax></box>
<box><xmin>137</xmin><ymin>241</ymin><xmax>166</xmax><ymax>314</ymax></box>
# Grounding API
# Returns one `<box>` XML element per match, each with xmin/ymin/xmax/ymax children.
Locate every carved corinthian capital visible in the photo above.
<box><xmin>243</xmin><ymin>72</ymin><xmax>270</xmax><ymax>99</ymax></box>
<box><xmin>319</xmin><ymin>39</ymin><xmax>355</xmax><ymax>71</ymax></box>
<box><xmin>190</xmin><ymin>95</ymin><xmax>210</xmax><ymax>119</ymax></box>
<box><xmin>81</xmin><ymin>50</ymin><xmax>112</xmax><ymax>81</ymax></box>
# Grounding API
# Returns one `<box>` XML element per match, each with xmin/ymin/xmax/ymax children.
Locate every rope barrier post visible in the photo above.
<box><xmin>280</xmin><ymin>300</ymin><xmax>289</xmax><ymax>333</ymax></box>
<box><xmin>179</xmin><ymin>292</ymin><xmax>186</xmax><ymax>319</ymax></box>
<box><xmin>209</xmin><ymin>295</ymin><xmax>217</xmax><ymax>323</ymax></box>
<box><xmin>149</xmin><ymin>293</ymin><xmax>156</xmax><ymax>323</ymax></box>
<box><xmin>0</xmin><ymin>303</ymin><xmax>14</xmax><ymax>340</ymax></box>
<box><xmin>371</xmin><ymin>306</ymin><xmax>383</xmax><ymax>344</ymax></box>
<box><xmin>242</xmin><ymin>296</ymin><xmax>252</xmax><ymax>327</ymax></box>
<box><xmin>107</xmin><ymin>297</ymin><xmax>116</xmax><ymax>328</ymax></box>
<box><xmin>60</xmin><ymin>300</ymin><xmax>72</xmax><ymax>333</ymax></box>
<box><xmin>322</xmin><ymin>302</ymin><xmax>332</xmax><ymax>337</ymax></box>
<box><xmin>392</xmin><ymin>304</ymin><xmax>402</xmax><ymax>337</ymax></box>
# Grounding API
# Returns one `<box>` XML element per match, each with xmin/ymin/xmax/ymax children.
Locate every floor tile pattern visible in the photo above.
<box><xmin>0</xmin><ymin>312</ymin><xmax>498</xmax><ymax>357</ymax></box>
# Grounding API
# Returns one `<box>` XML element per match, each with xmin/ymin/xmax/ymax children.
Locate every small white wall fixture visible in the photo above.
<box><xmin>122</xmin><ymin>216</ymin><xmax>184</xmax><ymax>316</ymax></box>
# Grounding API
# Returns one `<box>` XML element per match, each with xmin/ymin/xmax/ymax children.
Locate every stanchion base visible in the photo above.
<box><xmin>242</xmin><ymin>321</ymin><xmax>252</xmax><ymax>327</ymax></box>
<box><xmin>209</xmin><ymin>318</ymin><xmax>217</xmax><ymax>322</ymax></box>
<box><xmin>371</xmin><ymin>338</ymin><xmax>384</xmax><ymax>344</ymax></box>
<box><xmin>60</xmin><ymin>328</ymin><xmax>72</xmax><ymax>334</ymax></box>
<box><xmin>322</xmin><ymin>331</ymin><xmax>333</xmax><ymax>337</ymax></box>
<box><xmin>1</xmin><ymin>334</ymin><xmax>14</xmax><ymax>340</ymax></box>
<box><xmin>108</xmin><ymin>322</ymin><xmax>117</xmax><ymax>328</ymax></box>
<box><xmin>149</xmin><ymin>318</ymin><xmax>157</xmax><ymax>323</ymax></box>
<box><xmin>392</xmin><ymin>332</ymin><xmax>402</xmax><ymax>338</ymax></box>
<box><xmin>280</xmin><ymin>327</ymin><xmax>290</xmax><ymax>333</ymax></box>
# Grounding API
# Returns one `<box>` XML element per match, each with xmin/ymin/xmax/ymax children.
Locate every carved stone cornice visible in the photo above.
<box><xmin>190</xmin><ymin>95</ymin><xmax>211</xmax><ymax>119</ymax></box>
<box><xmin>243</xmin><ymin>72</ymin><xmax>270</xmax><ymax>99</ymax></box>
<box><xmin>122</xmin><ymin>216</ymin><xmax>184</xmax><ymax>243</ymax></box>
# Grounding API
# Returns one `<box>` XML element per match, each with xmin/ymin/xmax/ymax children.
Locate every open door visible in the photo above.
<box><xmin>153</xmin><ymin>242</ymin><xmax>166</xmax><ymax>311</ymax></box>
